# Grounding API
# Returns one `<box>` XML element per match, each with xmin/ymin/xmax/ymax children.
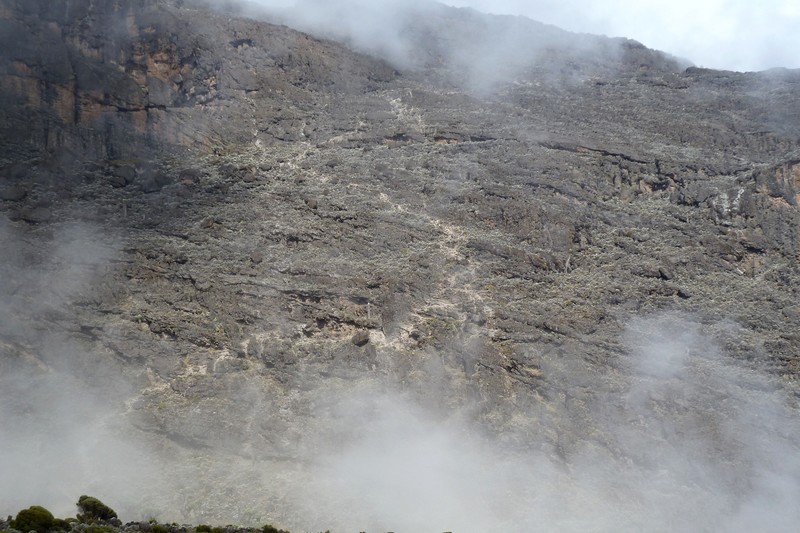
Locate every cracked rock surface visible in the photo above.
<box><xmin>1</xmin><ymin>0</ymin><xmax>800</xmax><ymax>529</ymax></box>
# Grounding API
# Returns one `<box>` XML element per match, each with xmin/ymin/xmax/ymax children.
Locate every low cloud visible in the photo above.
<box><xmin>444</xmin><ymin>0</ymin><xmax>800</xmax><ymax>71</ymax></box>
<box><xmin>209</xmin><ymin>0</ymin><xmax>664</xmax><ymax>93</ymax></box>
<box><xmin>283</xmin><ymin>314</ymin><xmax>800</xmax><ymax>532</ymax></box>
<box><xmin>0</xmin><ymin>220</ymin><xmax>169</xmax><ymax>518</ymax></box>
<box><xmin>2</xmin><ymin>224</ymin><xmax>797</xmax><ymax>533</ymax></box>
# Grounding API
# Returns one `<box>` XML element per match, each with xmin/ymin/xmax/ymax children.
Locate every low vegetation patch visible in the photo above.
<box><xmin>76</xmin><ymin>496</ymin><xmax>117</xmax><ymax>524</ymax></box>
<box><xmin>10</xmin><ymin>505</ymin><xmax>56</xmax><ymax>533</ymax></box>
<box><xmin>0</xmin><ymin>497</ymin><xmax>439</xmax><ymax>533</ymax></box>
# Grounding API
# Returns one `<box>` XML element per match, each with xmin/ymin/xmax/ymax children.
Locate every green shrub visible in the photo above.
<box><xmin>83</xmin><ymin>526</ymin><xmax>114</xmax><ymax>533</ymax></box>
<box><xmin>262</xmin><ymin>525</ymin><xmax>290</xmax><ymax>533</ymax></box>
<box><xmin>196</xmin><ymin>526</ymin><xmax>212</xmax><ymax>533</ymax></box>
<box><xmin>76</xmin><ymin>496</ymin><xmax>117</xmax><ymax>523</ymax></box>
<box><xmin>10</xmin><ymin>506</ymin><xmax>55</xmax><ymax>533</ymax></box>
<box><xmin>149</xmin><ymin>524</ymin><xmax>169</xmax><ymax>533</ymax></box>
<box><xmin>51</xmin><ymin>519</ymin><xmax>71</xmax><ymax>531</ymax></box>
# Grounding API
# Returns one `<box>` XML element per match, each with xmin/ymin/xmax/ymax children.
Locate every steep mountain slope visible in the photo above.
<box><xmin>1</xmin><ymin>1</ymin><xmax>799</xmax><ymax>531</ymax></box>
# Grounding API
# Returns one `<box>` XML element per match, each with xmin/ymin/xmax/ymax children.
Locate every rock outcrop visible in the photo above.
<box><xmin>1</xmin><ymin>0</ymin><xmax>799</xmax><ymax>530</ymax></box>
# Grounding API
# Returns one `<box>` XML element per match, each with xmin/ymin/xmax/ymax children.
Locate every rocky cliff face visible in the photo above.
<box><xmin>0</xmin><ymin>0</ymin><xmax>397</xmax><ymax>161</ymax></box>
<box><xmin>1</xmin><ymin>1</ymin><xmax>800</xmax><ymax>531</ymax></box>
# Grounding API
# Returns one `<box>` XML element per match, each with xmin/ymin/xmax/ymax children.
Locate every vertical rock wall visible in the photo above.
<box><xmin>0</xmin><ymin>0</ymin><xmax>205</xmax><ymax>160</ymax></box>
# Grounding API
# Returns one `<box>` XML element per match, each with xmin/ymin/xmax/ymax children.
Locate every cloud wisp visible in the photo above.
<box><xmin>210</xmin><ymin>0</ymin><xmax>686</xmax><ymax>94</ymax></box>
<box><xmin>1</xmin><ymin>212</ymin><xmax>797</xmax><ymax>532</ymax></box>
<box><xmin>0</xmin><ymin>220</ymin><xmax>171</xmax><ymax>518</ymax></box>
<box><xmin>219</xmin><ymin>0</ymin><xmax>800</xmax><ymax>73</ymax></box>
<box><xmin>283</xmin><ymin>315</ymin><xmax>800</xmax><ymax>532</ymax></box>
<box><xmin>443</xmin><ymin>0</ymin><xmax>800</xmax><ymax>72</ymax></box>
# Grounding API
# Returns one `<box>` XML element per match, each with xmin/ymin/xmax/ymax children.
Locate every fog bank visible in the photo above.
<box><xmin>284</xmin><ymin>315</ymin><xmax>800</xmax><ymax>532</ymax></box>
<box><xmin>2</xmin><ymin>224</ymin><xmax>798</xmax><ymax>533</ymax></box>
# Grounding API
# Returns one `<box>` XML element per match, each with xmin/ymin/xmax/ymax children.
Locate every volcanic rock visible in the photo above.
<box><xmin>1</xmin><ymin>0</ymin><xmax>799</xmax><ymax>529</ymax></box>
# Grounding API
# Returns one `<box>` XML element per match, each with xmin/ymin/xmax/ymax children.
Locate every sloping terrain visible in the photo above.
<box><xmin>1</xmin><ymin>1</ymin><xmax>799</xmax><ymax>531</ymax></box>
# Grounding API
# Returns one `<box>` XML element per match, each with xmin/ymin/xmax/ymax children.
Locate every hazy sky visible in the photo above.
<box><xmin>442</xmin><ymin>0</ymin><xmax>800</xmax><ymax>72</ymax></box>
